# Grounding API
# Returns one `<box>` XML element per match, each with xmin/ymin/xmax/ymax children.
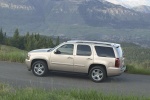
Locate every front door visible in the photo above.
<box><xmin>50</xmin><ymin>44</ymin><xmax>74</xmax><ymax>72</ymax></box>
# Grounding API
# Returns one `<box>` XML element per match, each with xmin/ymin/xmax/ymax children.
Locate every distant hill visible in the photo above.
<box><xmin>1</xmin><ymin>0</ymin><xmax>150</xmax><ymax>32</ymax></box>
<box><xmin>1</xmin><ymin>0</ymin><xmax>150</xmax><ymax>47</ymax></box>
<box><xmin>78</xmin><ymin>0</ymin><xmax>150</xmax><ymax>28</ymax></box>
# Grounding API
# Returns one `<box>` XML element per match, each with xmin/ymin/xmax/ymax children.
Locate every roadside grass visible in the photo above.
<box><xmin>126</xmin><ymin>64</ymin><xmax>150</xmax><ymax>75</ymax></box>
<box><xmin>0</xmin><ymin>83</ymin><xmax>149</xmax><ymax>100</ymax></box>
<box><xmin>122</xmin><ymin>43</ymin><xmax>150</xmax><ymax>75</ymax></box>
<box><xmin>0</xmin><ymin>45</ymin><xmax>27</xmax><ymax>63</ymax></box>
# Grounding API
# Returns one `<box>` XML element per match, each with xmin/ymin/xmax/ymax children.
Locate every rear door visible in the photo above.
<box><xmin>74</xmin><ymin>44</ymin><xmax>93</xmax><ymax>73</ymax></box>
<box><xmin>94</xmin><ymin>46</ymin><xmax>116</xmax><ymax>67</ymax></box>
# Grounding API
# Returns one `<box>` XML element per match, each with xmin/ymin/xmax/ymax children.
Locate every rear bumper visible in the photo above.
<box><xmin>107</xmin><ymin>66</ymin><xmax>126</xmax><ymax>76</ymax></box>
<box><xmin>25</xmin><ymin>59</ymin><xmax>32</xmax><ymax>71</ymax></box>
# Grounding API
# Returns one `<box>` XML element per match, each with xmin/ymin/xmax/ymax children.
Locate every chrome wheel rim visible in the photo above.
<box><xmin>91</xmin><ymin>69</ymin><xmax>103</xmax><ymax>81</ymax></box>
<box><xmin>34</xmin><ymin>63</ymin><xmax>45</xmax><ymax>75</ymax></box>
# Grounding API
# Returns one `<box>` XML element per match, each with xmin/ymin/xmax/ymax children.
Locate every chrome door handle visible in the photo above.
<box><xmin>87</xmin><ymin>58</ymin><xmax>92</xmax><ymax>60</ymax></box>
<box><xmin>68</xmin><ymin>57</ymin><xmax>73</xmax><ymax>59</ymax></box>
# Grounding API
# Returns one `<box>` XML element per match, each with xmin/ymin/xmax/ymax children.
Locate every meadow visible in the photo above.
<box><xmin>0</xmin><ymin>45</ymin><xmax>27</xmax><ymax>63</ymax></box>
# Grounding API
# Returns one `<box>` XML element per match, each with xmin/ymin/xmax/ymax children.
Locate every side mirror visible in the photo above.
<box><xmin>54</xmin><ymin>50</ymin><xmax>61</xmax><ymax>54</ymax></box>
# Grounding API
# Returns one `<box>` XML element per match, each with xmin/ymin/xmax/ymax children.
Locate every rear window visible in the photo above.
<box><xmin>95</xmin><ymin>46</ymin><xmax>115</xmax><ymax>58</ymax></box>
<box><xmin>116</xmin><ymin>46</ymin><xmax>123</xmax><ymax>57</ymax></box>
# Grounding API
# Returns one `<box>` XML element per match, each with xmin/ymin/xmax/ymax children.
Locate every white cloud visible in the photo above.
<box><xmin>106</xmin><ymin>0</ymin><xmax>150</xmax><ymax>8</ymax></box>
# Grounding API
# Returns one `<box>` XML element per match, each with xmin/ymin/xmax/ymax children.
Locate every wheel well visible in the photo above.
<box><xmin>31</xmin><ymin>59</ymin><xmax>48</xmax><ymax>68</ymax></box>
<box><xmin>88</xmin><ymin>64</ymin><xmax>107</xmax><ymax>76</ymax></box>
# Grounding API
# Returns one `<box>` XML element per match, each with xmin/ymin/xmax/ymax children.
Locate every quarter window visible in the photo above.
<box><xmin>77</xmin><ymin>45</ymin><xmax>91</xmax><ymax>56</ymax></box>
<box><xmin>95</xmin><ymin>46</ymin><xmax>115</xmax><ymax>58</ymax></box>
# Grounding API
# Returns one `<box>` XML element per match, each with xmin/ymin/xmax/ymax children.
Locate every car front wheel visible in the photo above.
<box><xmin>32</xmin><ymin>61</ymin><xmax>48</xmax><ymax>76</ymax></box>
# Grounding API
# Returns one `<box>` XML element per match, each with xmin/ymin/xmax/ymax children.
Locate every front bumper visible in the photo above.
<box><xmin>121</xmin><ymin>65</ymin><xmax>126</xmax><ymax>72</ymax></box>
<box><xmin>25</xmin><ymin>59</ymin><xmax>32</xmax><ymax>71</ymax></box>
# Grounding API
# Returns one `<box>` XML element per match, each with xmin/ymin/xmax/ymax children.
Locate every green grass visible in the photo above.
<box><xmin>122</xmin><ymin>43</ymin><xmax>150</xmax><ymax>75</ymax></box>
<box><xmin>126</xmin><ymin>64</ymin><xmax>150</xmax><ymax>75</ymax></box>
<box><xmin>0</xmin><ymin>45</ymin><xmax>27</xmax><ymax>63</ymax></box>
<box><xmin>0</xmin><ymin>83</ymin><xmax>148</xmax><ymax>100</ymax></box>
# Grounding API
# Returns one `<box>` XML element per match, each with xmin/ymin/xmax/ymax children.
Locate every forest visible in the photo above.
<box><xmin>0</xmin><ymin>28</ymin><xmax>59</xmax><ymax>51</ymax></box>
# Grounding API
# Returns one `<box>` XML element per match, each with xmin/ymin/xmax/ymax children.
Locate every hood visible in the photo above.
<box><xmin>29</xmin><ymin>48</ymin><xmax>53</xmax><ymax>53</ymax></box>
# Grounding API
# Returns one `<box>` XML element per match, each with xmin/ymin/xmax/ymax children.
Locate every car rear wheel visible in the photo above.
<box><xmin>89</xmin><ymin>66</ymin><xmax>106</xmax><ymax>82</ymax></box>
<box><xmin>32</xmin><ymin>61</ymin><xmax>48</xmax><ymax>76</ymax></box>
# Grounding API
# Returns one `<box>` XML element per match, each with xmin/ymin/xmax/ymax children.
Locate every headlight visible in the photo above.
<box><xmin>26</xmin><ymin>53</ymin><xmax>31</xmax><ymax>60</ymax></box>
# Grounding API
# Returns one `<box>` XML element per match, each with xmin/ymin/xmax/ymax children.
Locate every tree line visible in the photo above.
<box><xmin>0</xmin><ymin>28</ymin><xmax>60</xmax><ymax>51</ymax></box>
<box><xmin>121</xmin><ymin>43</ymin><xmax>150</xmax><ymax>69</ymax></box>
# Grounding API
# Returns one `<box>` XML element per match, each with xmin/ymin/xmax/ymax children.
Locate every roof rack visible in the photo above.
<box><xmin>67</xmin><ymin>40</ymin><xmax>115</xmax><ymax>46</ymax></box>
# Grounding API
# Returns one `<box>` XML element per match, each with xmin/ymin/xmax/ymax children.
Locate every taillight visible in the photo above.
<box><xmin>115</xmin><ymin>58</ymin><xmax>120</xmax><ymax>68</ymax></box>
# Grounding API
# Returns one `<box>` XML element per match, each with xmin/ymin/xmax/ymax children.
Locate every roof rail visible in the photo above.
<box><xmin>67</xmin><ymin>40</ymin><xmax>115</xmax><ymax>46</ymax></box>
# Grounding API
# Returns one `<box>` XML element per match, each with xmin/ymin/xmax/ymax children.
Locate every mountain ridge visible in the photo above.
<box><xmin>132</xmin><ymin>5</ymin><xmax>150</xmax><ymax>13</ymax></box>
<box><xmin>0</xmin><ymin>0</ymin><xmax>150</xmax><ymax>35</ymax></box>
<box><xmin>105</xmin><ymin>0</ymin><xmax>150</xmax><ymax>8</ymax></box>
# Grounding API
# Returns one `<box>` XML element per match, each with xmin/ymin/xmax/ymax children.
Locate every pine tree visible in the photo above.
<box><xmin>19</xmin><ymin>36</ymin><xmax>25</xmax><ymax>50</ymax></box>
<box><xmin>3</xmin><ymin>32</ymin><xmax>7</xmax><ymax>45</ymax></box>
<box><xmin>24</xmin><ymin>32</ymin><xmax>30</xmax><ymax>50</ymax></box>
<box><xmin>12</xmin><ymin>28</ymin><xmax>20</xmax><ymax>48</ymax></box>
<box><xmin>55</xmin><ymin>36</ymin><xmax>60</xmax><ymax>46</ymax></box>
<box><xmin>47</xmin><ymin>38</ymin><xmax>54</xmax><ymax>48</ymax></box>
<box><xmin>0</xmin><ymin>28</ymin><xmax>4</xmax><ymax>44</ymax></box>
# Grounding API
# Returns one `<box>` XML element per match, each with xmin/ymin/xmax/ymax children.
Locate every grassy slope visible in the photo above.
<box><xmin>0</xmin><ymin>45</ymin><xmax>27</xmax><ymax>63</ymax></box>
<box><xmin>122</xmin><ymin>43</ymin><xmax>150</xmax><ymax>75</ymax></box>
<box><xmin>0</xmin><ymin>83</ymin><xmax>149</xmax><ymax>100</ymax></box>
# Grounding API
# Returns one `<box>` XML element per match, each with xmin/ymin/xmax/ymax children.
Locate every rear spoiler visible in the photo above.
<box><xmin>114</xmin><ymin>44</ymin><xmax>121</xmax><ymax>48</ymax></box>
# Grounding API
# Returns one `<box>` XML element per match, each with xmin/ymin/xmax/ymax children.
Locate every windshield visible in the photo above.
<box><xmin>50</xmin><ymin>43</ymin><xmax>63</xmax><ymax>51</ymax></box>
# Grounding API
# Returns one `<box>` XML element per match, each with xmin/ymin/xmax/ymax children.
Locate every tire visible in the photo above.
<box><xmin>32</xmin><ymin>60</ymin><xmax>48</xmax><ymax>77</ymax></box>
<box><xmin>89</xmin><ymin>66</ymin><xmax>106</xmax><ymax>82</ymax></box>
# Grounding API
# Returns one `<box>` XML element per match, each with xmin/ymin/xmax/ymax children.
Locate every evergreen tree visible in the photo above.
<box><xmin>0</xmin><ymin>28</ymin><xmax>4</xmax><ymax>44</ymax></box>
<box><xmin>0</xmin><ymin>28</ymin><xmax>60</xmax><ymax>50</ymax></box>
<box><xmin>37</xmin><ymin>37</ymin><xmax>45</xmax><ymax>48</ymax></box>
<box><xmin>35</xmin><ymin>33</ymin><xmax>40</xmax><ymax>41</ymax></box>
<box><xmin>3</xmin><ymin>32</ymin><xmax>7</xmax><ymax>45</ymax></box>
<box><xmin>32</xmin><ymin>34</ymin><xmax>38</xmax><ymax>49</ymax></box>
<box><xmin>47</xmin><ymin>38</ymin><xmax>54</xmax><ymax>48</ymax></box>
<box><xmin>19</xmin><ymin>36</ymin><xmax>25</xmax><ymax>50</ymax></box>
<box><xmin>12</xmin><ymin>28</ymin><xmax>20</xmax><ymax>48</ymax></box>
<box><xmin>55</xmin><ymin>36</ymin><xmax>60</xmax><ymax>46</ymax></box>
<box><xmin>24</xmin><ymin>32</ymin><xmax>30</xmax><ymax>50</ymax></box>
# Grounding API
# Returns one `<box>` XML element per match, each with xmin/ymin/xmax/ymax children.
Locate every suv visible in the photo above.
<box><xmin>25</xmin><ymin>40</ymin><xmax>126</xmax><ymax>82</ymax></box>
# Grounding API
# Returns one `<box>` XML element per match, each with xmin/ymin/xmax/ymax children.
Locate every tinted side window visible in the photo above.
<box><xmin>95</xmin><ymin>46</ymin><xmax>115</xmax><ymax>58</ymax></box>
<box><xmin>56</xmin><ymin>44</ymin><xmax>74</xmax><ymax>55</ymax></box>
<box><xmin>77</xmin><ymin>45</ymin><xmax>91</xmax><ymax>56</ymax></box>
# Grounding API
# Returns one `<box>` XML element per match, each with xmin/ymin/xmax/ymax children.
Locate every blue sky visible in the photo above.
<box><xmin>105</xmin><ymin>0</ymin><xmax>150</xmax><ymax>8</ymax></box>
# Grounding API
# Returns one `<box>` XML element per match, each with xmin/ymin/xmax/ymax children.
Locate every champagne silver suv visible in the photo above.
<box><xmin>25</xmin><ymin>40</ymin><xmax>126</xmax><ymax>82</ymax></box>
